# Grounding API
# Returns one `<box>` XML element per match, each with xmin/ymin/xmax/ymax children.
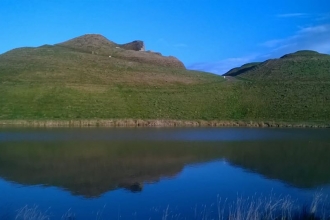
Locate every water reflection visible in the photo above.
<box><xmin>222</xmin><ymin>140</ymin><xmax>330</xmax><ymax>188</ymax></box>
<box><xmin>0</xmin><ymin>127</ymin><xmax>329</xmax><ymax>198</ymax></box>
<box><xmin>0</xmin><ymin>141</ymin><xmax>225</xmax><ymax>197</ymax></box>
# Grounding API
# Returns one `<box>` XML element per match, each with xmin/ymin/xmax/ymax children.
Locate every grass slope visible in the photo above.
<box><xmin>0</xmin><ymin>36</ymin><xmax>329</xmax><ymax>124</ymax></box>
<box><xmin>224</xmin><ymin>62</ymin><xmax>261</xmax><ymax>77</ymax></box>
<box><xmin>224</xmin><ymin>50</ymin><xmax>330</xmax><ymax>81</ymax></box>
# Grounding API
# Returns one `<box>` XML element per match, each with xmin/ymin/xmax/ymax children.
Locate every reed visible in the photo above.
<box><xmin>11</xmin><ymin>193</ymin><xmax>330</xmax><ymax>220</ymax></box>
<box><xmin>15</xmin><ymin>205</ymin><xmax>50</xmax><ymax>220</ymax></box>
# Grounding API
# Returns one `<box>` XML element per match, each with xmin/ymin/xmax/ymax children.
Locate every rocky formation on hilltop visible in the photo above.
<box><xmin>120</xmin><ymin>40</ymin><xmax>145</xmax><ymax>51</ymax></box>
<box><xmin>57</xmin><ymin>34</ymin><xmax>185</xmax><ymax>68</ymax></box>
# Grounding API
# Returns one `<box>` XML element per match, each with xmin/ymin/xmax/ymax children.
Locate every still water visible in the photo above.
<box><xmin>0</xmin><ymin>127</ymin><xmax>330</xmax><ymax>219</ymax></box>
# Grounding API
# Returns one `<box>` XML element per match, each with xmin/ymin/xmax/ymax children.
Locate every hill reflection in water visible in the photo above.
<box><xmin>0</xmin><ymin>128</ymin><xmax>329</xmax><ymax>198</ymax></box>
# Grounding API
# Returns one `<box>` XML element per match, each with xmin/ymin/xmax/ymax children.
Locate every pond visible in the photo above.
<box><xmin>0</xmin><ymin>127</ymin><xmax>330</xmax><ymax>219</ymax></box>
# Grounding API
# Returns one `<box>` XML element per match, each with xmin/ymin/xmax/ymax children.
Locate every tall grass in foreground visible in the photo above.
<box><xmin>214</xmin><ymin>193</ymin><xmax>329</xmax><ymax>220</ymax></box>
<box><xmin>15</xmin><ymin>206</ymin><xmax>50</xmax><ymax>220</ymax></box>
<box><xmin>11</xmin><ymin>193</ymin><xmax>330</xmax><ymax>220</ymax></box>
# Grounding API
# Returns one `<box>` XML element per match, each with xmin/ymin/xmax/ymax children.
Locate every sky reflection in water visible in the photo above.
<box><xmin>0</xmin><ymin>128</ymin><xmax>329</xmax><ymax>219</ymax></box>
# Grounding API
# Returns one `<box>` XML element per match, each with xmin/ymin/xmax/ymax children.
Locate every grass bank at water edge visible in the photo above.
<box><xmin>0</xmin><ymin>119</ymin><xmax>329</xmax><ymax>128</ymax></box>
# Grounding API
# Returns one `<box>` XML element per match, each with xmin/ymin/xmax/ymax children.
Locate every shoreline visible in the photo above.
<box><xmin>0</xmin><ymin>119</ymin><xmax>329</xmax><ymax>128</ymax></box>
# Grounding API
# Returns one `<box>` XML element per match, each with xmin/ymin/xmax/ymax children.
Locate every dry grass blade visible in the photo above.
<box><xmin>15</xmin><ymin>205</ymin><xmax>50</xmax><ymax>220</ymax></box>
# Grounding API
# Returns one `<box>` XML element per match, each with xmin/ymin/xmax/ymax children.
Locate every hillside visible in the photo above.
<box><xmin>224</xmin><ymin>50</ymin><xmax>330</xmax><ymax>81</ymax></box>
<box><xmin>56</xmin><ymin>34</ymin><xmax>185</xmax><ymax>68</ymax></box>
<box><xmin>0</xmin><ymin>35</ymin><xmax>329</xmax><ymax>124</ymax></box>
<box><xmin>224</xmin><ymin>62</ymin><xmax>261</xmax><ymax>77</ymax></box>
<box><xmin>0</xmin><ymin>34</ymin><xmax>216</xmax><ymax>86</ymax></box>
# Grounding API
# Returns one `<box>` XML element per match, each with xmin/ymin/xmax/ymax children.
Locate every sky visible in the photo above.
<box><xmin>1</xmin><ymin>0</ymin><xmax>330</xmax><ymax>75</ymax></box>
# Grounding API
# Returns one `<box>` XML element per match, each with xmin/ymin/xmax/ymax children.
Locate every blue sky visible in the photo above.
<box><xmin>1</xmin><ymin>0</ymin><xmax>329</xmax><ymax>75</ymax></box>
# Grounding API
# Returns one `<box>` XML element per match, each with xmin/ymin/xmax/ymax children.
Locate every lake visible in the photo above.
<box><xmin>0</xmin><ymin>127</ymin><xmax>330</xmax><ymax>219</ymax></box>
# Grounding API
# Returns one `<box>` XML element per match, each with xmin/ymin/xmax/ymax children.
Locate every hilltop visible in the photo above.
<box><xmin>224</xmin><ymin>50</ymin><xmax>330</xmax><ymax>81</ymax></box>
<box><xmin>56</xmin><ymin>34</ymin><xmax>185</xmax><ymax>68</ymax></box>
<box><xmin>0</xmin><ymin>34</ymin><xmax>215</xmax><ymax>87</ymax></box>
<box><xmin>0</xmin><ymin>35</ymin><xmax>329</xmax><ymax>125</ymax></box>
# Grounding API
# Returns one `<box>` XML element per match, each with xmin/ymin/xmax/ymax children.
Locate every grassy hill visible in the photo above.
<box><xmin>0</xmin><ymin>35</ymin><xmax>329</xmax><ymax>125</ymax></box>
<box><xmin>224</xmin><ymin>50</ymin><xmax>330</xmax><ymax>81</ymax></box>
<box><xmin>0</xmin><ymin>34</ymin><xmax>212</xmax><ymax>86</ymax></box>
<box><xmin>221</xmin><ymin>51</ymin><xmax>330</xmax><ymax>124</ymax></box>
<box><xmin>224</xmin><ymin>62</ymin><xmax>261</xmax><ymax>77</ymax></box>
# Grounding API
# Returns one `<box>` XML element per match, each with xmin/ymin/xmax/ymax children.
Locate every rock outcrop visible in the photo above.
<box><xmin>120</xmin><ymin>40</ymin><xmax>145</xmax><ymax>51</ymax></box>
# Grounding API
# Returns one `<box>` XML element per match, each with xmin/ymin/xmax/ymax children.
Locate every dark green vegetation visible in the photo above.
<box><xmin>0</xmin><ymin>35</ymin><xmax>329</xmax><ymax>124</ymax></box>
<box><xmin>224</xmin><ymin>50</ymin><xmax>330</xmax><ymax>81</ymax></box>
<box><xmin>0</xmin><ymin>138</ymin><xmax>329</xmax><ymax>197</ymax></box>
<box><xmin>224</xmin><ymin>62</ymin><xmax>261</xmax><ymax>77</ymax></box>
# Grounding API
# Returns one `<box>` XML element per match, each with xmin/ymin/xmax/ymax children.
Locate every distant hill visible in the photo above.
<box><xmin>224</xmin><ymin>62</ymin><xmax>261</xmax><ymax>77</ymax></box>
<box><xmin>224</xmin><ymin>50</ymin><xmax>330</xmax><ymax>81</ymax></box>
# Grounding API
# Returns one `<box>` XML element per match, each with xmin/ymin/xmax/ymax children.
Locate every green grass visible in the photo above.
<box><xmin>0</xmin><ymin>37</ymin><xmax>329</xmax><ymax>124</ymax></box>
<box><xmin>1</xmin><ymin>80</ymin><xmax>329</xmax><ymax>123</ymax></box>
<box><xmin>224</xmin><ymin>62</ymin><xmax>261</xmax><ymax>76</ymax></box>
<box><xmin>224</xmin><ymin>50</ymin><xmax>330</xmax><ymax>81</ymax></box>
